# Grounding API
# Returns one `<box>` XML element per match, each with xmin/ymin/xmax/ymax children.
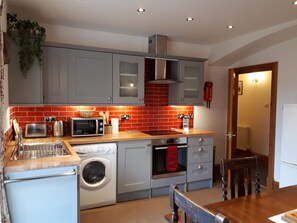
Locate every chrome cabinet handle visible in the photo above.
<box><xmin>139</xmin><ymin>97</ymin><xmax>144</xmax><ymax>101</ymax></box>
<box><xmin>147</xmin><ymin>143</ymin><xmax>151</xmax><ymax>147</ymax></box>
<box><xmin>197</xmin><ymin>165</ymin><xmax>204</xmax><ymax>170</ymax></box>
<box><xmin>107</xmin><ymin>97</ymin><xmax>112</xmax><ymax>101</ymax></box>
<box><xmin>155</xmin><ymin>145</ymin><xmax>188</xmax><ymax>150</ymax></box>
<box><xmin>4</xmin><ymin>169</ymin><xmax>77</xmax><ymax>184</ymax></box>
<box><xmin>198</xmin><ymin>147</ymin><xmax>204</xmax><ymax>152</ymax></box>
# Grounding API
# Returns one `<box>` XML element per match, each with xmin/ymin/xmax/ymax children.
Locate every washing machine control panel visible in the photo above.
<box><xmin>73</xmin><ymin>143</ymin><xmax>117</xmax><ymax>155</ymax></box>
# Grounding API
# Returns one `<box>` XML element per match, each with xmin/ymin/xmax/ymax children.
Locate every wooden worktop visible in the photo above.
<box><xmin>4</xmin><ymin>129</ymin><xmax>214</xmax><ymax>172</ymax></box>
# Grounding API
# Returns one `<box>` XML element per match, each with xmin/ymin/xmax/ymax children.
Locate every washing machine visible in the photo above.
<box><xmin>72</xmin><ymin>143</ymin><xmax>117</xmax><ymax>210</ymax></box>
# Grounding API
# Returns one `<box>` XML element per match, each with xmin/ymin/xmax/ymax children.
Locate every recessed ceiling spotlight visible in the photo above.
<box><xmin>137</xmin><ymin>8</ymin><xmax>145</xmax><ymax>12</ymax></box>
<box><xmin>293</xmin><ymin>1</ymin><xmax>297</xmax><ymax>5</ymax></box>
<box><xmin>186</xmin><ymin>17</ymin><xmax>194</xmax><ymax>21</ymax></box>
<box><xmin>227</xmin><ymin>25</ymin><xmax>234</xmax><ymax>29</ymax></box>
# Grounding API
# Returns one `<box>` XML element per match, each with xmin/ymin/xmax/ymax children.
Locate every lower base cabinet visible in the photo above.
<box><xmin>4</xmin><ymin>166</ymin><xmax>78</xmax><ymax>223</ymax></box>
<box><xmin>187</xmin><ymin>136</ymin><xmax>214</xmax><ymax>190</ymax></box>
<box><xmin>117</xmin><ymin>140</ymin><xmax>151</xmax><ymax>202</ymax></box>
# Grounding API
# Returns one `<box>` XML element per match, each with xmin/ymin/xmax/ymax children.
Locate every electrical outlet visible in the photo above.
<box><xmin>44</xmin><ymin>116</ymin><xmax>56</xmax><ymax>122</ymax></box>
<box><xmin>120</xmin><ymin>114</ymin><xmax>130</xmax><ymax>120</ymax></box>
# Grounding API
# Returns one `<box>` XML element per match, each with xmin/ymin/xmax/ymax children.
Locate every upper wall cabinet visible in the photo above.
<box><xmin>69</xmin><ymin>49</ymin><xmax>113</xmax><ymax>104</ymax></box>
<box><xmin>113</xmin><ymin>54</ymin><xmax>144</xmax><ymax>105</ymax></box>
<box><xmin>43</xmin><ymin>47</ymin><xmax>68</xmax><ymax>104</ymax></box>
<box><xmin>8</xmin><ymin>39</ymin><xmax>43</xmax><ymax>105</ymax></box>
<box><xmin>169</xmin><ymin>60</ymin><xmax>204</xmax><ymax>105</ymax></box>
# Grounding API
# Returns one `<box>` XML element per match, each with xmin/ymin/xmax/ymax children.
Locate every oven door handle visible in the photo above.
<box><xmin>154</xmin><ymin>145</ymin><xmax>188</xmax><ymax>150</ymax></box>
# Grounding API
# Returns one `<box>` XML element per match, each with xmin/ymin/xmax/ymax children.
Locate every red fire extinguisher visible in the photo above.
<box><xmin>204</xmin><ymin>82</ymin><xmax>213</xmax><ymax>108</ymax></box>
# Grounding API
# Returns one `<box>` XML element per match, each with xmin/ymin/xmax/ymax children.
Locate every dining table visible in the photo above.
<box><xmin>165</xmin><ymin>185</ymin><xmax>297</xmax><ymax>223</ymax></box>
<box><xmin>206</xmin><ymin>185</ymin><xmax>297</xmax><ymax>222</ymax></box>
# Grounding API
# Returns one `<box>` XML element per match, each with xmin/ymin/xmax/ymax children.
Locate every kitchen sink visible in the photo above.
<box><xmin>11</xmin><ymin>141</ymin><xmax>71</xmax><ymax>160</ymax></box>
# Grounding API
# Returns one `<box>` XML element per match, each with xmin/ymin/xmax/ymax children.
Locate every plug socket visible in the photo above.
<box><xmin>120</xmin><ymin>114</ymin><xmax>130</xmax><ymax>120</ymax></box>
<box><xmin>44</xmin><ymin>116</ymin><xmax>56</xmax><ymax>122</ymax></box>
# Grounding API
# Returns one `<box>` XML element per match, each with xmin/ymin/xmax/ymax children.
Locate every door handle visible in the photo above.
<box><xmin>226</xmin><ymin>132</ymin><xmax>236</xmax><ymax>140</ymax></box>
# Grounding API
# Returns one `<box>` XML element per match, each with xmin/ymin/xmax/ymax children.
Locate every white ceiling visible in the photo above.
<box><xmin>6</xmin><ymin>0</ymin><xmax>297</xmax><ymax>45</ymax></box>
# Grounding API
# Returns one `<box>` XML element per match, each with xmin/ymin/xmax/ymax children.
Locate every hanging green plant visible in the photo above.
<box><xmin>7</xmin><ymin>13</ymin><xmax>46</xmax><ymax>78</ymax></box>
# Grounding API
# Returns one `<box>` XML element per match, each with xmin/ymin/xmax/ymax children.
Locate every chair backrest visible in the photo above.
<box><xmin>169</xmin><ymin>184</ymin><xmax>229</xmax><ymax>223</ymax></box>
<box><xmin>220</xmin><ymin>156</ymin><xmax>260</xmax><ymax>201</ymax></box>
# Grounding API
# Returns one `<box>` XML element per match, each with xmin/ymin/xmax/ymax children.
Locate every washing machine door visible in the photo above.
<box><xmin>80</xmin><ymin>157</ymin><xmax>111</xmax><ymax>190</ymax></box>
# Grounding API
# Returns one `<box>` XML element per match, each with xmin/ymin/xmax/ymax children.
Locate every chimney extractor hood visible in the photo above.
<box><xmin>146</xmin><ymin>35</ymin><xmax>180</xmax><ymax>84</ymax></box>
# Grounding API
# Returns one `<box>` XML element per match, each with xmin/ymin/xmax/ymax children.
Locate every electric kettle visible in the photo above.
<box><xmin>53</xmin><ymin>121</ymin><xmax>64</xmax><ymax>137</ymax></box>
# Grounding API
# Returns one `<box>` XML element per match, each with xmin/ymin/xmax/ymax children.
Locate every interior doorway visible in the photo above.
<box><xmin>227</xmin><ymin>62</ymin><xmax>278</xmax><ymax>190</ymax></box>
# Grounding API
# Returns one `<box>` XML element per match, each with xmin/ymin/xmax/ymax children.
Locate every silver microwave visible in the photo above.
<box><xmin>71</xmin><ymin>117</ymin><xmax>104</xmax><ymax>137</ymax></box>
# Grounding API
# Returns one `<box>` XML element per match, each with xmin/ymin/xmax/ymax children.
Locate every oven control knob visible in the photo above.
<box><xmin>99</xmin><ymin>127</ymin><xmax>103</xmax><ymax>131</ymax></box>
<box><xmin>99</xmin><ymin>122</ymin><xmax>103</xmax><ymax>126</ymax></box>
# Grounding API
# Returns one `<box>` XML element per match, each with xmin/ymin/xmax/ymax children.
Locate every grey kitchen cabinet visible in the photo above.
<box><xmin>113</xmin><ymin>54</ymin><xmax>145</xmax><ymax>105</ymax></box>
<box><xmin>68</xmin><ymin>49</ymin><xmax>113</xmax><ymax>104</ymax></box>
<box><xmin>43</xmin><ymin>47</ymin><xmax>68</xmax><ymax>104</ymax></box>
<box><xmin>8</xmin><ymin>39</ymin><xmax>43</xmax><ymax>105</ymax></box>
<box><xmin>187</xmin><ymin>136</ymin><xmax>213</xmax><ymax>190</ymax></box>
<box><xmin>117</xmin><ymin>140</ymin><xmax>151</xmax><ymax>195</ymax></box>
<box><xmin>169</xmin><ymin>60</ymin><xmax>204</xmax><ymax>105</ymax></box>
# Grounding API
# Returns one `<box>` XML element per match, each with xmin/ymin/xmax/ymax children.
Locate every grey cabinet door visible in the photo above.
<box><xmin>8</xmin><ymin>39</ymin><xmax>43</xmax><ymax>105</ymax></box>
<box><xmin>43</xmin><ymin>47</ymin><xmax>68</xmax><ymax>104</ymax></box>
<box><xmin>113</xmin><ymin>54</ymin><xmax>144</xmax><ymax>105</ymax></box>
<box><xmin>117</xmin><ymin>140</ymin><xmax>151</xmax><ymax>194</ymax></box>
<box><xmin>169</xmin><ymin>60</ymin><xmax>204</xmax><ymax>105</ymax></box>
<box><xmin>68</xmin><ymin>49</ymin><xmax>113</xmax><ymax>104</ymax></box>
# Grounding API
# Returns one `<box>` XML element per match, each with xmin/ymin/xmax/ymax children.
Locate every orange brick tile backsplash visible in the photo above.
<box><xmin>11</xmin><ymin>84</ymin><xmax>194</xmax><ymax>135</ymax></box>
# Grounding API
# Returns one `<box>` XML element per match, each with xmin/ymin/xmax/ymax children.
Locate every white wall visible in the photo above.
<box><xmin>42</xmin><ymin>23</ymin><xmax>210</xmax><ymax>59</ymax></box>
<box><xmin>238</xmin><ymin>72</ymin><xmax>271</xmax><ymax>156</ymax></box>
<box><xmin>232</xmin><ymin>37</ymin><xmax>297</xmax><ymax>182</ymax></box>
<box><xmin>194</xmin><ymin>63</ymin><xmax>229</xmax><ymax>164</ymax></box>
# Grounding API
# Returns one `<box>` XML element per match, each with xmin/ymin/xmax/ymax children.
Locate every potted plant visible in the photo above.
<box><xmin>7</xmin><ymin>13</ymin><xmax>46</xmax><ymax>78</ymax></box>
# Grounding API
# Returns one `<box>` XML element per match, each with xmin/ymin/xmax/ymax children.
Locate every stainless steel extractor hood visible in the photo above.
<box><xmin>147</xmin><ymin>35</ymin><xmax>180</xmax><ymax>84</ymax></box>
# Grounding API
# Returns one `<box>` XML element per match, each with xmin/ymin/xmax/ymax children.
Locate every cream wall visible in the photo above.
<box><xmin>232</xmin><ymin>37</ymin><xmax>297</xmax><ymax>182</ymax></box>
<box><xmin>238</xmin><ymin>72</ymin><xmax>271</xmax><ymax>156</ymax></box>
<box><xmin>194</xmin><ymin>63</ymin><xmax>229</xmax><ymax>164</ymax></box>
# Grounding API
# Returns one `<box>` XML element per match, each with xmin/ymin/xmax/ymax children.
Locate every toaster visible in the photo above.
<box><xmin>25</xmin><ymin>123</ymin><xmax>47</xmax><ymax>138</ymax></box>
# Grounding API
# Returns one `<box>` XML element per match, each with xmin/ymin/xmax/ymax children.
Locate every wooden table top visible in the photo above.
<box><xmin>204</xmin><ymin>185</ymin><xmax>297</xmax><ymax>223</ymax></box>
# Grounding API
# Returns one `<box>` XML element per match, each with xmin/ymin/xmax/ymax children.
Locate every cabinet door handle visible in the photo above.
<box><xmin>139</xmin><ymin>97</ymin><xmax>144</xmax><ymax>101</ymax></box>
<box><xmin>107</xmin><ymin>97</ymin><xmax>112</xmax><ymax>101</ymax></box>
<box><xmin>198</xmin><ymin>147</ymin><xmax>204</xmax><ymax>152</ymax></box>
<box><xmin>197</xmin><ymin>165</ymin><xmax>204</xmax><ymax>170</ymax></box>
<box><xmin>147</xmin><ymin>143</ymin><xmax>151</xmax><ymax>147</ymax></box>
<box><xmin>198</xmin><ymin>138</ymin><xmax>204</xmax><ymax>143</ymax></box>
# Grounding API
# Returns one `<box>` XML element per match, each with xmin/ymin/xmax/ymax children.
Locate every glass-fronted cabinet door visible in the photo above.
<box><xmin>169</xmin><ymin>60</ymin><xmax>204</xmax><ymax>105</ymax></box>
<box><xmin>113</xmin><ymin>54</ymin><xmax>145</xmax><ymax>104</ymax></box>
<box><xmin>178</xmin><ymin>60</ymin><xmax>204</xmax><ymax>105</ymax></box>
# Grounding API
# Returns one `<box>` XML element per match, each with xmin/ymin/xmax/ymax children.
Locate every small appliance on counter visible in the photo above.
<box><xmin>53</xmin><ymin>120</ymin><xmax>64</xmax><ymax>137</ymax></box>
<box><xmin>25</xmin><ymin>124</ymin><xmax>47</xmax><ymax>138</ymax></box>
<box><xmin>71</xmin><ymin>117</ymin><xmax>104</xmax><ymax>137</ymax></box>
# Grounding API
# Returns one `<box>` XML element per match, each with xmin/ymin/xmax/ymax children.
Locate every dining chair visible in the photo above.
<box><xmin>169</xmin><ymin>184</ymin><xmax>229</xmax><ymax>223</ymax></box>
<box><xmin>220</xmin><ymin>155</ymin><xmax>260</xmax><ymax>201</ymax></box>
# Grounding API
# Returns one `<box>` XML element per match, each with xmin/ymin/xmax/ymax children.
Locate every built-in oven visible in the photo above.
<box><xmin>149</xmin><ymin>135</ymin><xmax>188</xmax><ymax>196</ymax></box>
<box><xmin>152</xmin><ymin>137</ymin><xmax>187</xmax><ymax>179</ymax></box>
